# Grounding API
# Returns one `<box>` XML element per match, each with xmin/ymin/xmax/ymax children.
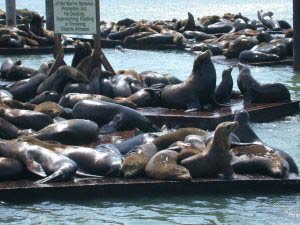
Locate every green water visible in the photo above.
<box><xmin>0</xmin><ymin>0</ymin><xmax>299</xmax><ymax>224</ymax></box>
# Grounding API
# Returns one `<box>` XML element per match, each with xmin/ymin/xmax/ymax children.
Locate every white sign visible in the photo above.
<box><xmin>53</xmin><ymin>0</ymin><xmax>98</xmax><ymax>34</ymax></box>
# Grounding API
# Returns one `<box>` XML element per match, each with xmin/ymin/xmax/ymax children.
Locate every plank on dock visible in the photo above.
<box><xmin>0</xmin><ymin>174</ymin><xmax>299</xmax><ymax>200</ymax></box>
<box><xmin>138</xmin><ymin>101</ymin><xmax>300</xmax><ymax>130</ymax></box>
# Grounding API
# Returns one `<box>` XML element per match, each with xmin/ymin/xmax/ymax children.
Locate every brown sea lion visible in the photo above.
<box><xmin>34</xmin><ymin>102</ymin><xmax>63</xmax><ymax>118</ymax></box>
<box><xmin>0</xmin><ymin>157</ymin><xmax>24</xmax><ymax>180</ymax></box>
<box><xmin>145</xmin><ymin>150</ymin><xmax>191</xmax><ymax>181</ymax></box>
<box><xmin>122</xmin><ymin>143</ymin><xmax>158</xmax><ymax>178</ymax></box>
<box><xmin>71</xmin><ymin>40</ymin><xmax>92</xmax><ymax>68</ymax></box>
<box><xmin>214</xmin><ymin>66</ymin><xmax>233</xmax><ymax>104</ymax></box>
<box><xmin>181</xmin><ymin>121</ymin><xmax>238</xmax><ymax>179</ymax></box>
<box><xmin>153</xmin><ymin>128</ymin><xmax>208</xmax><ymax>150</ymax></box>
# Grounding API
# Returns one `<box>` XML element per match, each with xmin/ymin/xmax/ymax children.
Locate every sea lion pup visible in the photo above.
<box><xmin>30</xmin><ymin>119</ymin><xmax>99</xmax><ymax>145</ymax></box>
<box><xmin>0</xmin><ymin>108</ymin><xmax>53</xmax><ymax>131</ymax></box>
<box><xmin>0</xmin><ymin>139</ymin><xmax>77</xmax><ymax>184</ymax></box>
<box><xmin>153</xmin><ymin>128</ymin><xmax>208</xmax><ymax>150</ymax></box>
<box><xmin>72</xmin><ymin>100</ymin><xmax>159</xmax><ymax>134</ymax></box>
<box><xmin>22</xmin><ymin>137</ymin><xmax>122</xmax><ymax>177</ymax></box>
<box><xmin>145</xmin><ymin>150</ymin><xmax>191</xmax><ymax>181</ymax></box>
<box><xmin>233</xmin><ymin>109</ymin><xmax>299</xmax><ymax>174</ymax></box>
<box><xmin>214</xmin><ymin>66</ymin><xmax>233</xmax><ymax>104</ymax></box>
<box><xmin>237</xmin><ymin>64</ymin><xmax>291</xmax><ymax>104</ymax></box>
<box><xmin>230</xmin><ymin>144</ymin><xmax>289</xmax><ymax>178</ymax></box>
<box><xmin>122</xmin><ymin>143</ymin><xmax>158</xmax><ymax>178</ymax></box>
<box><xmin>181</xmin><ymin>122</ymin><xmax>238</xmax><ymax>179</ymax></box>
<box><xmin>58</xmin><ymin>93</ymin><xmax>137</xmax><ymax>109</ymax></box>
<box><xmin>0</xmin><ymin>157</ymin><xmax>24</xmax><ymax>180</ymax></box>
<box><xmin>161</xmin><ymin>50</ymin><xmax>222</xmax><ymax>111</ymax></box>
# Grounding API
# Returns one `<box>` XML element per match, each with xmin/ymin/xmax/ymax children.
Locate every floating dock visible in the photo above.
<box><xmin>138</xmin><ymin>101</ymin><xmax>300</xmax><ymax>130</ymax></box>
<box><xmin>0</xmin><ymin>174</ymin><xmax>299</xmax><ymax>201</ymax></box>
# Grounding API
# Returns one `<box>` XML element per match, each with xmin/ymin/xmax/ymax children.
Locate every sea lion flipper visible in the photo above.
<box><xmin>27</xmin><ymin>160</ymin><xmax>47</xmax><ymax>177</ymax></box>
<box><xmin>76</xmin><ymin>170</ymin><xmax>104</xmax><ymax>179</ymax></box>
<box><xmin>34</xmin><ymin>170</ymin><xmax>63</xmax><ymax>184</ymax></box>
<box><xmin>99</xmin><ymin>113</ymin><xmax>125</xmax><ymax>134</ymax></box>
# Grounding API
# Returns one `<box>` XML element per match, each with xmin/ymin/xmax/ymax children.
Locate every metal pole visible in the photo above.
<box><xmin>45</xmin><ymin>0</ymin><xmax>54</xmax><ymax>30</ymax></box>
<box><xmin>5</xmin><ymin>0</ymin><xmax>16</xmax><ymax>27</ymax></box>
<box><xmin>293</xmin><ymin>0</ymin><xmax>300</xmax><ymax>71</ymax></box>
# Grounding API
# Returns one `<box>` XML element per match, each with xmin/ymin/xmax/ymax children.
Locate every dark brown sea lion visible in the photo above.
<box><xmin>22</xmin><ymin>137</ymin><xmax>122</xmax><ymax>177</ymax></box>
<box><xmin>0</xmin><ymin>157</ymin><xmax>24</xmax><ymax>180</ymax></box>
<box><xmin>108</xmin><ymin>26</ymin><xmax>139</xmax><ymax>40</ymax></box>
<box><xmin>214</xmin><ymin>66</ymin><xmax>233</xmax><ymax>104</ymax></box>
<box><xmin>111</xmin><ymin>74</ymin><xmax>143</xmax><ymax>98</ymax></box>
<box><xmin>119</xmin><ymin>88</ymin><xmax>161</xmax><ymax>107</ymax></box>
<box><xmin>237</xmin><ymin>64</ymin><xmax>290</xmax><ymax>103</ymax></box>
<box><xmin>135</xmin><ymin>34</ymin><xmax>174</xmax><ymax>45</ymax></box>
<box><xmin>183</xmin><ymin>31</ymin><xmax>215</xmax><ymax>41</ymax></box>
<box><xmin>251</xmin><ymin>42</ymin><xmax>286</xmax><ymax>59</ymax></box>
<box><xmin>145</xmin><ymin>150</ymin><xmax>191</xmax><ymax>181</ymax></box>
<box><xmin>257</xmin><ymin>10</ymin><xmax>281</xmax><ymax>30</ymax></box>
<box><xmin>231</xmin><ymin>144</ymin><xmax>289</xmax><ymax>178</ymax></box>
<box><xmin>239</xmin><ymin>50</ymin><xmax>279</xmax><ymax>63</ymax></box>
<box><xmin>181</xmin><ymin>121</ymin><xmax>238</xmax><ymax>179</ymax></box>
<box><xmin>7</xmin><ymin>63</ymin><xmax>48</xmax><ymax>102</ymax></box>
<box><xmin>0</xmin><ymin>117</ymin><xmax>28</xmax><ymax>140</ymax></box>
<box><xmin>233</xmin><ymin>109</ymin><xmax>299</xmax><ymax>174</ymax></box>
<box><xmin>0</xmin><ymin>108</ymin><xmax>53</xmax><ymax>130</ymax></box>
<box><xmin>153</xmin><ymin>128</ymin><xmax>208</xmax><ymax>150</ymax></box>
<box><xmin>0</xmin><ymin>139</ymin><xmax>77</xmax><ymax>183</ymax></box>
<box><xmin>29</xmin><ymin>91</ymin><xmax>60</xmax><ymax>104</ymax></box>
<box><xmin>223</xmin><ymin>36</ymin><xmax>258</xmax><ymax>58</ymax></box>
<box><xmin>71</xmin><ymin>40</ymin><xmax>92</xmax><ymax>68</ymax></box>
<box><xmin>58</xmin><ymin>93</ymin><xmax>137</xmax><ymax>109</ymax></box>
<box><xmin>72</xmin><ymin>100</ymin><xmax>159</xmax><ymax>133</ymax></box>
<box><xmin>124</xmin><ymin>32</ymin><xmax>155</xmax><ymax>45</ymax></box>
<box><xmin>37</xmin><ymin>65</ymin><xmax>88</xmax><ymax>95</ymax></box>
<box><xmin>161</xmin><ymin>50</ymin><xmax>222</xmax><ymax>110</ymax></box>
<box><xmin>30</xmin><ymin>119</ymin><xmax>99</xmax><ymax>145</ymax></box>
<box><xmin>122</xmin><ymin>143</ymin><xmax>158</xmax><ymax>178</ymax></box>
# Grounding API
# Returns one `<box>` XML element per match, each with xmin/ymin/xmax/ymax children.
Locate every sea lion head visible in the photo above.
<box><xmin>215</xmin><ymin>121</ymin><xmax>238</xmax><ymax>137</ymax></box>
<box><xmin>222</xmin><ymin>66</ymin><xmax>233</xmax><ymax>79</ymax></box>
<box><xmin>192</xmin><ymin>50</ymin><xmax>212</xmax><ymax>72</ymax></box>
<box><xmin>234</xmin><ymin>109</ymin><xmax>250</xmax><ymax>125</ymax></box>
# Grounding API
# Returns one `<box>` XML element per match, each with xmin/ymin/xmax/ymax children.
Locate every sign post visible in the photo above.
<box><xmin>5</xmin><ymin>0</ymin><xmax>16</xmax><ymax>27</ymax></box>
<box><xmin>293</xmin><ymin>0</ymin><xmax>300</xmax><ymax>71</ymax></box>
<box><xmin>53</xmin><ymin>0</ymin><xmax>114</xmax><ymax>73</ymax></box>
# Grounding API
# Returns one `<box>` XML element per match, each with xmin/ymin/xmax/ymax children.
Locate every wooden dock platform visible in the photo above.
<box><xmin>138</xmin><ymin>101</ymin><xmax>300</xmax><ymax>130</ymax></box>
<box><xmin>0</xmin><ymin>174</ymin><xmax>299</xmax><ymax>201</ymax></box>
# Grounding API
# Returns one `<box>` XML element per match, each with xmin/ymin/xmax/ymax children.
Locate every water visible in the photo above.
<box><xmin>0</xmin><ymin>1</ymin><xmax>300</xmax><ymax>224</ymax></box>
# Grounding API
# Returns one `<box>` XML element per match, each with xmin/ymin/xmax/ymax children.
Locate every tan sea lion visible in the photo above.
<box><xmin>181</xmin><ymin>121</ymin><xmax>238</xmax><ymax>179</ymax></box>
<box><xmin>145</xmin><ymin>150</ymin><xmax>191</xmax><ymax>181</ymax></box>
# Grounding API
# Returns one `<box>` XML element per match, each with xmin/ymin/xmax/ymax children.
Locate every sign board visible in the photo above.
<box><xmin>53</xmin><ymin>0</ymin><xmax>97</xmax><ymax>34</ymax></box>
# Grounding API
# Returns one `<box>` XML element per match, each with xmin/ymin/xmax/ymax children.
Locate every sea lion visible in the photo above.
<box><xmin>231</xmin><ymin>144</ymin><xmax>289</xmax><ymax>178</ymax></box>
<box><xmin>0</xmin><ymin>108</ymin><xmax>53</xmax><ymax>131</ymax></box>
<box><xmin>181</xmin><ymin>121</ymin><xmax>238</xmax><ymax>179</ymax></box>
<box><xmin>223</xmin><ymin>36</ymin><xmax>258</xmax><ymax>59</ymax></box>
<box><xmin>37</xmin><ymin>65</ymin><xmax>88</xmax><ymax>95</ymax></box>
<box><xmin>62</xmin><ymin>67</ymin><xmax>101</xmax><ymax>95</ymax></box>
<box><xmin>72</xmin><ymin>100</ymin><xmax>159</xmax><ymax>133</ymax></box>
<box><xmin>135</xmin><ymin>34</ymin><xmax>174</xmax><ymax>45</ymax></box>
<box><xmin>120</xmin><ymin>88</ymin><xmax>161</xmax><ymax>107</ymax></box>
<box><xmin>239</xmin><ymin>50</ymin><xmax>279</xmax><ymax>63</ymax></box>
<box><xmin>7</xmin><ymin>63</ymin><xmax>49</xmax><ymax>102</ymax></box>
<box><xmin>111</xmin><ymin>74</ymin><xmax>143</xmax><ymax>98</ymax></box>
<box><xmin>122</xmin><ymin>143</ymin><xmax>158</xmax><ymax>178</ymax></box>
<box><xmin>145</xmin><ymin>150</ymin><xmax>191</xmax><ymax>181</ymax></box>
<box><xmin>0</xmin><ymin>139</ymin><xmax>77</xmax><ymax>183</ymax></box>
<box><xmin>0</xmin><ymin>117</ymin><xmax>27</xmax><ymax>140</ymax></box>
<box><xmin>206</xmin><ymin>21</ymin><xmax>233</xmax><ymax>34</ymax></box>
<box><xmin>179</xmin><ymin>12</ymin><xmax>195</xmax><ymax>32</ymax></box>
<box><xmin>0</xmin><ymin>157</ymin><xmax>24</xmax><ymax>180</ymax></box>
<box><xmin>237</xmin><ymin>64</ymin><xmax>291</xmax><ymax>103</ymax></box>
<box><xmin>153</xmin><ymin>128</ymin><xmax>208</xmax><ymax>150</ymax></box>
<box><xmin>108</xmin><ymin>26</ymin><xmax>139</xmax><ymax>40</ymax></box>
<box><xmin>71</xmin><ymin>40</ymin><xmax>92</xmax><ymax>68</ymax></box>
<box><xmin>34</xmin><ymin>102</ymin><xmax>63</xmax><ymax>118</ymax></box>
<box><xmin>30</xmin><ymin>119</ymin><xmax>99</xmax><ymax>145</ymax></box>
<box><xmin>124</xmin><ymin>32</ymin><xmax>155</xmax><ymax>45</ymax></box>
<box><xmin>113</xmin><ymin>133</ymin><xmax>157</xmax><ymax>155</ymax></box>
<box><xmin>214</xmin><ymin>66</ymin><xmax>233</xmax><ymax>104</ymax></box>
<box><xmin>161</xmin><ymin>50</ymin><xmax>218</xmax><ymax>110</ymax></box>
<box><xmin>58</xmin><ymin>93</ymin><xmax>137</xmax><ymax>109</ymax></box>
<box><xmin>233</xmin><ymin>109</ymin><xmax>299</xmax><ymax>174</ymax></box>
<box><xmin>22</xmin><ymin>137</ymin><xmax>122</xmax><ymax>177</ymax></box>
<box><xmin>29</xmin><ymin>91</ymin><xmax>60</xmax><ymax>104</ymax></box>
<box><xmin>251</xmin><ymin>42</ymin><xmax>287</xmax><ymax>59</ymax></box>
<box><xmin>257</xmin><ymin>10</ymin><xmax>281</xmax><ymax>30</ymax></box>
<box><xmin>183</xmin><ymin>31</ymin><xmax>215</xmax><ymax>41</ymax></box>
<box><xmin>176</xmin><ymin>140</ymin><xmax>206</xmax><ymax>163</ymax></box>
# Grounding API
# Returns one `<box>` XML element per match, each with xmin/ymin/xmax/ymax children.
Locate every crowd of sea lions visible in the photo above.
<box><xmin>0</xmin><ymin>38</ymin><xmax>297</xmax><ymax>183</ymax></box>
<box><xmin>0</xmin><ymin>8</ymin><xmax>294</xmax><ymax>64</ymax></box>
